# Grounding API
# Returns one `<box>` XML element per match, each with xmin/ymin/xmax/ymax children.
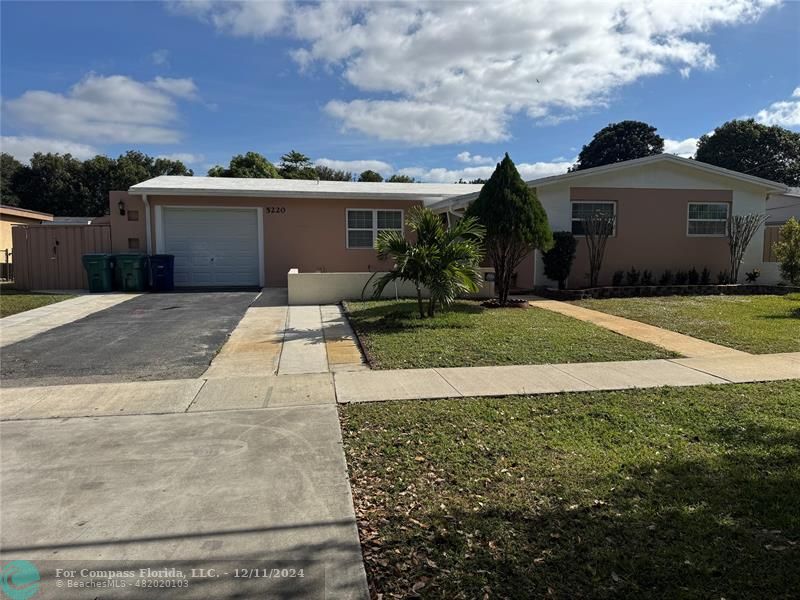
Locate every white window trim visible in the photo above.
<box><xmin>686</xmin><ymin>202</ymin><xmax>729</xmax><ymax>237</ymax></box>
<box><xmin>346</xmin><ymin>208</ymin><xmax>404</xmax><ymax>249</ymax></box>
<box><xmin>570</xmin><ymin>200</ymin><xmax>617</xmax><ymax>237</ymax></box>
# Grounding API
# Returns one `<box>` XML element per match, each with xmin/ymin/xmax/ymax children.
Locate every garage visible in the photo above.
<box><xmin>158</xmin><ymin>207</ymin><xmax>262</xmax><ymax>287</ymax></box>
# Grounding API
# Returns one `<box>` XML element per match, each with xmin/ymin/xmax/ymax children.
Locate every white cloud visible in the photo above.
<box><xmin>314</xmin><ymin>157</ymin><xmax>393</xmax><ymax>175</ymax></box>
<box><xmin>663</xmin><ymin>137</ymin><xmax>699</xmax><ymax>158</ymax></box>
<box><xmin>398</xmin><ymin>159</ymin><xmax>572</xmax><ymax>184</ymax></box>
<box><xmin>456</xmin><ymin>151</ymin><xmax>496</xmax><ymax>165</ymax></box>
<box><xmin>169</xmin><ymin>0</ymin><xmax>288</xmax><ymax>36</ymax></box>
<box><xmin>3</xmin><ymin>74</ymin><xmax>198</xmax><ymax>144</ymax></box>
<box><xmin>0</xmin><ymin>136</ymin><xmax>99</xmax><ymax>162</ymax></box>
<box><xmin>151</xmin><ymin>76</ymin><xmax>198</xmax><ymax>99</ymax></box>
<box><xmin>176</xmin><ymin>0</ymin><xmax>780</xmax><ymax>144</ymax></box>
<box><xmin>151</xmin><ymin>49</ymin><xmax>170</xmax><ymax>66</ymax></box>
<box><xmin>753</xmin><ymin>85</ymin><xmax>800</xmax><ymax>127</ymax></box>
<box><xmin>156</xmin><ymin>152</ymin><xmax>205</xmax><ymax>164</ymax></box>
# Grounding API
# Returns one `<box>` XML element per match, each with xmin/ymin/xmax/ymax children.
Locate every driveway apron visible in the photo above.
<box><xmin>0</xmin><ymin>292</ymin><xmax>258</xmax><ymax>387</ymax></box>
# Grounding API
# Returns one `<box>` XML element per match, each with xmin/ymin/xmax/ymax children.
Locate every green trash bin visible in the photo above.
<box><xmin>114</xmin><ymin>253</ymin><xmax>148</xmax><ymax>292</ymax></box>
<box><xmin>82</xmin><ymin>253</ymin><xmax>114</xmax><ymax>293</ymax></box>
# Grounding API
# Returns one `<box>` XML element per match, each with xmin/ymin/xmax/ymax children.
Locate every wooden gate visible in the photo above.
<box><xmin>12</xmin><ymin>225</ymin><xmax>112</xmax><ymax>290</ymax></box>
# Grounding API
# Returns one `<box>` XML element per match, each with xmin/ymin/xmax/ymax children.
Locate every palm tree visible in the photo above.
<box><xmin>373</xmin><ymin>207</ymin><xmax>485</xmax><ymax>318</ymax></box>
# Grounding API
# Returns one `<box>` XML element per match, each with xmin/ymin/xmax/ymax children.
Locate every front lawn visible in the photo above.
<box><xmin>345</xmin><ymin>300</ymin><xmax>676</xmax><ymax>369</ymax></box>
<box><xmin>340</xmin><ymin>381</ymin><xmax>800</xmax><ymax>599</ymax></box>
<box><xmin>573</xmin><ymin>294</ymin><xmax>800</xmax><ymax>354</ymax></box>
<box><xmin>0</xmin><ymin>288</ymin><xmax>76</xmax><ymax>318</ymax></box>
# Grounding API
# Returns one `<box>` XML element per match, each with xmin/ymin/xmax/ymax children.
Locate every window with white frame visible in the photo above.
<box><xmin>571</xmin><ymin>201</ymin><xmax>616</xmax><ymax>235</ymax></box>
<box><xmin>687</xmin><ymin>202</ymin><xmax>729</xmax><ymax>236</ymax></box>
<box><xmin>347</xmin><ymin>209</ymin><xmax>403</xmax><ymax>248</ymax></box>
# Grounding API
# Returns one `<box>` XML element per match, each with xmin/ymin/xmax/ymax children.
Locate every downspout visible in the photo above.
<box><xmin>142</xmin><ymin>194</ymin><xmax>152</xmax><ymax>254</ymax></box>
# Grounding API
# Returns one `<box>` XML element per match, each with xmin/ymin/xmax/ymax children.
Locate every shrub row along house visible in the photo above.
<box><xmin>12</xmin><ymin>154</ymin><xmax>798</xmax><ymax>298</ymax></box>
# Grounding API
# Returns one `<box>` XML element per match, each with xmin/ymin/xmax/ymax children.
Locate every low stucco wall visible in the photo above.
<box><xmin>287</xmin><ymin>268</ymin><xmax>495</xmax><ymax>305</ymax></box>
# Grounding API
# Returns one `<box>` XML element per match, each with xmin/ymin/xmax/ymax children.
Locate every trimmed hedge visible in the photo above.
<box><xmin>538</xmin><ymin>284</ymin><xmax>800</xmax><ymax>300</ymax></box>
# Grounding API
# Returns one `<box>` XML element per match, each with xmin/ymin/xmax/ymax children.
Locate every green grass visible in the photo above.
<box><xmin>345</xmin><ymin>300</ymin><xmax>676</xmax><ymax>369</ymax></box>
<box><xmin>573</xmin><ymin>294</ymin><xmax>800</xmax><ymax>354</ymax></box>
<box><xmin>0</xmin><ymin>288</ymin><xmax>76</xmax><ymax>317</ymax></box>
<box><xmin>340</xmin><ymin>381</ymin><xmax>800</xmax><ymax>599</ymax></box>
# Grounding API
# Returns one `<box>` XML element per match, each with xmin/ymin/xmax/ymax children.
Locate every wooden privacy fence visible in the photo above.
<box><xmin>763</xmin><ymin>225</ymin><xmax>782</xmax><ymax>263</ymax></box>
<box><xmin>12</xmin><ymin>224</ymin><xmax>111</xmax><ymax>290</ymax></box>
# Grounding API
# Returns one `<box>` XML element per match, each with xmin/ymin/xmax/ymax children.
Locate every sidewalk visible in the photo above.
<box><xmin>333</xmin><ymin>352</ymin><xmax>800</xmax><ymax>403</ymax></box>
<box><xmin>3</xmin><ymin>353</ymin><xmax>797</xmax><ymax>419</ymax></box>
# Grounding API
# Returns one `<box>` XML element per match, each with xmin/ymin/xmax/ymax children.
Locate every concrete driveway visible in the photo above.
<box><xmin>0</xmin><ymin>405</ymin><xmax>368</xmax><ymax>599</ymax></box>
<box><xmin>0</xmin><ymin>292</ymin><xmax>259</xmax><ymax>387</ymax></box>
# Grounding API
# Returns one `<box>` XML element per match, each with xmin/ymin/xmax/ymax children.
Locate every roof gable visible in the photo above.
<box><xmin>528</xmin><ymin>154</ymin><xmax>788</xmax><ymax>191</ymax></box>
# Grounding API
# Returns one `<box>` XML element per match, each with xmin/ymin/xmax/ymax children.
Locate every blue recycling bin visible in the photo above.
<box><xmin>148</xmin><ymin>254</ymin><xmax>175</xmax><ymax>291</ymax></box>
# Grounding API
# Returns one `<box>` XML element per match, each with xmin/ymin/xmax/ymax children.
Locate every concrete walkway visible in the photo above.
<box><xmin>3</xmin><ymin>353</ymin><xmax>797</xmax><ymax>419</ymax></box>
<box><xmin>333</xmin><ymin>352</ymin><xmax>800</xmax><ymax>403</ymax></box>
<box><xmin>529</xmin><ymin>299</ymin><xmax>748</xmax><ymax>358</ymax></box>
<box><xmin>0</xmin><ymin>293</ymin><xmax>138</xmax><ymax>347</ymax></box>
<box><xmin>0</xmin><ymin>404</ymin><xmax>369</xmax><ymax>599</ymax></box>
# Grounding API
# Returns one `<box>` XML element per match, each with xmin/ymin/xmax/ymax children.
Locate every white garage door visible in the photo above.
<box><xmin>161</xmin><ymin>207</ymin><xmax>261</xmax><ymax>287</ymax></box>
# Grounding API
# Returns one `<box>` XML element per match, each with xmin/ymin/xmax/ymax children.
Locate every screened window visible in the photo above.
<box><xmin>571</xmin><ymin>202</ymin><xmax>616</xmax><ymax>235</ymax></box>
<box><xmin>347</xmin><ymin>209</ymin><xmax>403</xmax><ymax>248</ymax></box>
<box><xmin>688</xmin><ymin>202</ymin><xmax>729</xmax><ymax>236</ymax></box>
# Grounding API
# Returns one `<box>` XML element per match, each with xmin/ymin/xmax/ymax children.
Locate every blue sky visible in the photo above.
<box><xmin>1</xmin><ymin>0</ymin><xmax>798</xmax><ymax>182</ymax></box>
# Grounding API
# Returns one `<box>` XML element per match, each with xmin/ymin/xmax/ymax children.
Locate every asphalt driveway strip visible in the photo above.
<box><xmin>0</xmin><ymin>291</ymin><xmax>259</xmax><ymax>387</ymax></box>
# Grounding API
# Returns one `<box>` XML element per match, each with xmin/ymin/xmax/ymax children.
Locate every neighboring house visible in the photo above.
<box><xmin>47</xmin><ymin>216</ymin><xmax>97</xmax><ymax>225</ymax></box>
<box><xmin>116</xmin><ymin>179</ymin><xmax>483</xmax><ymax>287</ymax></box>
<box><xmin>0</xmin><ymin>205</ymin><xmax>54</xmax><ymax>269</ymax></box>
<box><xmin>430</xmin><ymin>154</ymin><xmax>791</xmax><ymax>288</ymax></box>
<box><xmin>763</xmin><ymin>187</ymin><xmax>800</xmax><ymax>279</ymax></box>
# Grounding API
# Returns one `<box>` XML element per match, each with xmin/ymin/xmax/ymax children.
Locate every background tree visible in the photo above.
<box><xmin>773</xmin><ymin>217</ymin><xmax>800</xmax><ymax>284</ymax></box>
<box><xmin>358</xmin><ymin>170</ymin><xmax>384</xmax><ymax>182</ymax></box>
<box><xmin>1</xmin><ymin>153</ymin><xmax>23</xmax><ymax>206</ymax></box>
<box><xmin>728</xmin><ymin>213</ymin><xmax>767</xmax><ymax>283</ymax></box>
<box><xmin>695</xmin><ymin>119</ymin><xmax>800</xmax><ymax>185</ymax></box>
<box><xmin>11</xmin><ymin>153</ymin><xmax>87</xmax><ymax>216</ymax></box>
<box><xmin>6</xmin><ymin>150</ymin><xmax>193</xmax><ymax>216</ymax></box>
<box><xmin>582</xmin><ymin>212</ymin><xmax>616</xmax><ymax>287</ymax></box>
<box><xmin>542</xmin><ymin>231</ymin><xmax>578</xmax><ymax>290</ymax></box>
<box><xmin>208</xmin><ymin>151</ymin><xmax>280</xmax><ymax>178</ymax></box>
<box><xmin>573</xmin><ymin>120</ymin><xmax>664</xmax><ymax>171</ymax></box>
<box><xmin>81</xmin><ymin>155</ymin><xmax>116</xmax><ymax>216</ymax></box>
<box><xmin>374</xmin><ymin>206</ymin><xmax>485</xmax><ymax>318</ymax></box>
<box><xmin>387</xmin><ymin>174</ymin><xmax>415</xmax><ymax>183</ymax></box>
<box><xmin>465</xmin><ymin>153</ymin><xmax>553</xmax><ymax>304</ymax></box>
<box><xmin>314</xmin><ymin>165</ymin><xmax>353</xmax><ymax>181</ymax></box>
<box><xmin>279</xmin><ymin>150</ymin><xmax>316</xmax><ymax>179</ymax></box>
<box><xmin>111</xmin><ymin>150</ymin><xmax>192</xmax><ymax>190</ymax></box>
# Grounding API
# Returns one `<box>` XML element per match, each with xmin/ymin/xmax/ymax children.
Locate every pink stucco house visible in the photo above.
<box><xmin>108</xmin><ymin>154</ymin><xmax>794</xmax><ymax>300</ymax></box>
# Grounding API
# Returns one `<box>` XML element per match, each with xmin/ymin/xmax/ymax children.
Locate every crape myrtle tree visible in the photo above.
<box><xmin>728</xmin><ymin>213</ymin><xmax>767</xmax><ymax>283</ymax></box>
<box><xmin>465</xmin><ymin>154</ymin><xmax>553</xmax><ymax>305</ymax></box>
<box><xmin>373</xmin><ymin>207</ymin><xmax>485</xmax><ymax>319</ymax></box>
<box><xmin>582</xmin><ymin>212</ymin><xmax>616</xmax><ymax>288</ymax></box>
<box><xmin>542</xmin><ymin>231</ymin><xmax>578</xmax><ymax>290</ymax></box>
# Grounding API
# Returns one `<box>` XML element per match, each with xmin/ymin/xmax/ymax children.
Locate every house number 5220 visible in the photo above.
<box><xmin>266</xmin><ymin>207</ymin><xmax>286</xmax><ymax>214</ymax></box>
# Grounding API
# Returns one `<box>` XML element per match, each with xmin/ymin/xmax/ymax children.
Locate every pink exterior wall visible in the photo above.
<box><xmin>121</xmin><ymin>194</ymin><xmax>423</xmax><ymax>287</ymax></box>
<box><xmin>570</xmin><ymin>187</ymin><xmax>732</xmax><ymax>287</ymax></box>
<box><xmin>109</xmin><ymin>191</ymin><xmax>147</xmax><ymax>253</ymax></box>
